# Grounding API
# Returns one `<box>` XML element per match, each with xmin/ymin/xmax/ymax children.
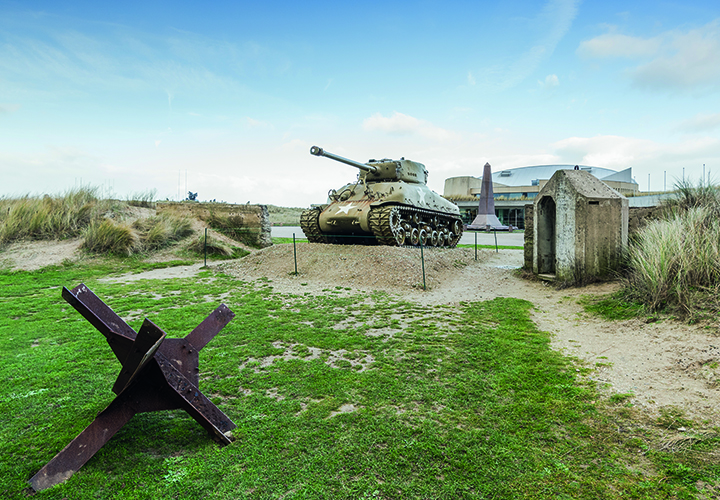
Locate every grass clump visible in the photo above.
<box><xmin>126</xmin><ymin>189</ymin><xmax>157</xmax><ymax>208</ymax></box>
<box><xmin>132</xmin><ymin>215</ymin><xmax>194</xmax><ymax>251</ymax></box>
<box><xmin>623</xmin><ymin>179</ymin><xmax>720</xmax><ymax>316</ymax></box>
<box><xmin>82</xmin><ymin>219</ymin><xmax>138</xmax><ymax>256</ymax></box>
<box><xmin>83</xmin><ymin>215</ymin><xmax>194</xmax><ymax>256</ymax></box>
<box><xmin>187</xmin><ymin>234</ymin><xmax>249</xmax><ymax>259</ymax></box>
<box><xmin>0</xmin><ymin>187</ymin><xmax>112</xmax><ymax>244</ymax></box>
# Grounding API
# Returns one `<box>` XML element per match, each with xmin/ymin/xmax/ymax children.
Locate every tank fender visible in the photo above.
<box><xmin>319</xmin><ymin>200</ymin><xmax>374</xmax><ymax>233</ymax></box>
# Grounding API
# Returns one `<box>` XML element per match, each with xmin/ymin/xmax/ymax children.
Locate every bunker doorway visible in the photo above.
<box><xmin>537</xmin><ymin>196</ymin><xmax>556</xmax><ymax>274</ymax></box>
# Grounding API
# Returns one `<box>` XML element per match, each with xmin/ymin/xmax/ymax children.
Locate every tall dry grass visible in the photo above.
<box><xmin>0</xmin><ymin>187</ymin><xmax>116</xmax><ymax>244</ymax></box>
<box><xmin>624</xmin><ymin>180</ymin><xmax>720</xmax><ymax>315</ymax></box>
<box><xmin>0</xmin><ymin>188</ymin><xmax>194</xmax><ymax>257</ymax></box>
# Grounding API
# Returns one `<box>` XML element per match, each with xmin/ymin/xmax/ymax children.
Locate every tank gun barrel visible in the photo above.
<box><xmin>310</xmin><ymin>146</ymin><xmax>378</xmax><ymax>174</ymax></box>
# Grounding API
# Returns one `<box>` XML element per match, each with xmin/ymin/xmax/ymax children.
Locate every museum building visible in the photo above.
<box><xmin>443</xmin><ymin>165</ymin><xmax>639</xmax><ymax>229</ymax></box>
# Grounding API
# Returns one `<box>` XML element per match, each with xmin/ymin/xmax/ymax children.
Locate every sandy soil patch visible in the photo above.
<box><xmin>0</xmin><ymin>238</ymin><xmax>85</xmax><ymax>271</ymax></box>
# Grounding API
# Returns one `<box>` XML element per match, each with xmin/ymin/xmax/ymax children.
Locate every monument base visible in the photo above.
<box><xmin>467</xmin><ymin>213</ymin><xmax>509</xmax><ymax>230</ymax></box>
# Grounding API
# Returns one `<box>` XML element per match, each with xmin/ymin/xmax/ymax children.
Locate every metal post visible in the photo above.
<box><xmin>474</xmin><ymin>232</ymin><xmax>477</xmax><ymax>260</ymax></box>
<box><xmin>420</xmin><ymin>241</ymin><xmax>426</xmax><ymax>290</ymax></box>
<box><xmin>293</xmin><ymin>233</ymin><xmax>298</xmax><ymax>275</ymax></box>
<box><xmin>494</xmin><ymin>228</ymin><xmax>498</xmax><ymax>253</ymax></box>
<box><xmin>204</xmin><ymin>228</ymin><xmax>207</xmax><ymax>267</ymax></box>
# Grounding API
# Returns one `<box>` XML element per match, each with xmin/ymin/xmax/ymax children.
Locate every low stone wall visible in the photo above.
<box><xmin>157</xmin><ymin>202</ymin><xmax>272</xmax><ymax>248</ymax></box>
<box><xmin>628</xmin><ymin>206</ymin><xmax>664</xmax><ymax>235</ymax></box>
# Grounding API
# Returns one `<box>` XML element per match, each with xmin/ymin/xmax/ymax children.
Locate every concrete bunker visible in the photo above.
<box><xmin>533</xmin><ymin>169</ymin><xmax>628</xmax><ymax>284</ymax></box>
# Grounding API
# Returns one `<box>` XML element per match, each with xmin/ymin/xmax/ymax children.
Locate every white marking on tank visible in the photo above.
<box><xmin>336</xmin><ymin>204</ymin><xmax>356</xmax><ymax>214</ymax></box>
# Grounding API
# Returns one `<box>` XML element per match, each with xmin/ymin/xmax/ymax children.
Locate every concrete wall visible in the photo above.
<box><xmin>628</xmin><ymin>206</ymin><xmax>664</xmax><ymax>235</ymax></box>
<box><xmin>532</xmin><ymin>170</ymin><xmax>628</xmax><ymax>284</ymax></box>
<box><xmin>523</xmin><ymin>204</ymin><xmax>534</xmax><ymax>270</ymax></box>
<box><xmin>157</xmin><ymin>202</ymin><xmax>272</xmax><ymax>248</ymax></box>
<box><xmin>525</xmin><ymin>203</ymin><xmax>665</xmax><ymax>272</ymax></box>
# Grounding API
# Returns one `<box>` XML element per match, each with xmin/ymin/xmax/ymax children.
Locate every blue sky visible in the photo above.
<box><xmin>1</xmin><ymin>0</ymin><xmax>719</xmax><ymax>206</ymax></box>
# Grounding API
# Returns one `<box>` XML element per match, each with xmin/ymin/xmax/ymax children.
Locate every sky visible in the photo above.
<box><xmin>1</xmin><ymin>0</ymin><xmax>719</xmax><ymax>206</ymax></box>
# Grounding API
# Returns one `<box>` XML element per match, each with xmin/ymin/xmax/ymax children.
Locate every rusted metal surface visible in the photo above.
<box><xmin>29</xmin><ymin>284</ymin><xmax>236</xmax><ymax>492</ymax></box>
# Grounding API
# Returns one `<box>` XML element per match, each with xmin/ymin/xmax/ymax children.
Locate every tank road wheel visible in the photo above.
<box><xmin>430</xmin><ymin>230</ymin><xmax>440</xmax><ymax>246</ymax></box>
<box><xmin>395</xmin><ymin>227</ymin><xmax>406</xmax><ymax>246</ymax></box>
<box><xmin>409</xmin><ymin>227</ymin><xmax>420</xmax><ymax>246</ymax></box>
<box><xmin>448</xmin><ymin>218</ymin><xmax>463</xmax><ymax>247</ymax></box>
<box><xmin>418</xmin><ymin>229</ymin><xmax>428</xmax><ymax>247</ymax></box>
<box><xmin>388</xmin><ymin>207</ymin><xmax>402</xmax><ymax>232</ymax></box>
<box><xmin>300</xmin><ymin>208</ymin><xmax>328</xmax><ymax>243</ymax></box>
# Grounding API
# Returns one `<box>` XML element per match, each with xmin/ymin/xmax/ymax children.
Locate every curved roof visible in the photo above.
<box><xmin>490</xmin><ymin>165</ymin><xmax>637</xmax><ymax>187</ymax></box>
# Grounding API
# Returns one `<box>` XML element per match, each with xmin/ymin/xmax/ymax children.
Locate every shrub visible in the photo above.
<box><xmin>82</xmin><ymin>219</ymin><xmax>138</xmax><ymax>256</ymax></box>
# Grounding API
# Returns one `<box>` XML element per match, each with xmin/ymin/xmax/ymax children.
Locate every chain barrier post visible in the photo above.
<box><xmin>420</xmin><ymin>240</ymin><xmax>426</xmax><ymax>290</ymax></box>
<box><xmin>293</xmin><ymin>233</ymin><xmax>298</xmax><ymax>275</ymax></box>
<box><xmin>475</xmin><ymin>231</ymin><xmax>477</xmax><ymax>260</ymax></box>
<box><xmin>204</xmin><ymin>228</ymin><xmax>207</xmax><ymax>267</ymax></box>
<box><xmin>494</xmin><ymin>228</ymin><xmax>498</xmax><ymax>253</ymax></box>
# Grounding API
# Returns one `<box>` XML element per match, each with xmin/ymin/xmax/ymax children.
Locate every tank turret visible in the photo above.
<box><xmin>300</xmin><ymin>146</ymin><xmax>463</xmax><ymax>247</ymax></box>
<box><xmin>310</xmin><ymin>145</ymin><xmax>428</xmax><ymax>185</ymax></box>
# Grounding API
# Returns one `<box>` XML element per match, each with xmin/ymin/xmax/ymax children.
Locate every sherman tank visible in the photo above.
<box><xmin>300</xmin><ymin>146</ymin><xmax>463</xmax><ymax>247</ymax></box>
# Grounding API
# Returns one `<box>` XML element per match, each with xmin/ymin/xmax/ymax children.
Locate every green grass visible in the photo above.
<box><xmin>456</xmin><ymin>243</ymin><xmax>524</xmax><ymax>250</ymax></box>
<box><xmin>0</xmin><ymin>262</ymin><xmax>718</xmax><ymax>499</ymax></box>
<box><xmin>580</xmin><ymin>294</ymin><xmax>647</xmax><ymax>321</ymax></box>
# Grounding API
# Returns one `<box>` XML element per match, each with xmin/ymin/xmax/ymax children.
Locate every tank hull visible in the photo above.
<box><xmin>301</xmin><ymin>188</ymin><xmax>463</xmax><ymax>247</ymax></box>
<box><xmin>302</xmin><ymin>148</ymin><xmax>463</xmax><ymax>247</ymax></box>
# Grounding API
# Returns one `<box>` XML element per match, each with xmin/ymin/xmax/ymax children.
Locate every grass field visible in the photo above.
<box><xmin>1</xmin><ymin>260</ymin><xmax>718</xmax><ymax>499</ymax></box>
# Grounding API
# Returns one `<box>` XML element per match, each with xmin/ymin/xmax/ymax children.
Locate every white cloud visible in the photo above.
<box><xmin>577</xmin><ymin>32</ymin><xmax>662</xmax><ymax>58</ymax></box>
<box><xmin>362</xmin><ymin>112</ymin><xmax>459</xmax><ymax>142</ymax></box>
<box><xmin>577</xmin><ymin>20</ymin><xmax>720</xmax><ymax>91</ymax></box>
<box><xmin>677</xmin><ymin>112</ymin><xmax>720</xmax><ymax>133</ymax></box>
<box><xmin>0</xmin><ymin>103</ymin><xmax>21</xmax><ymax>113</ymax></box>
<box><xmin>551</xmin><ymin>134</ymin><xmax>720</xmax><ymax>170</ymax></box>
<box><xmin>467</xmin><ymin>72</ymin><xmax>476</xmax><ymax>86</ymax></box>
<box><xmin>538</xmin><ymin>74</ymin><xmax>559</xmax><ymax>88</ymax></box>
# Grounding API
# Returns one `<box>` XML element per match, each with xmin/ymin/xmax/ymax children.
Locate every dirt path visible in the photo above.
<box><xmin>2</xmin><ymin>239</ymin><xmax>718</xmax><ymax>423</ymax></box>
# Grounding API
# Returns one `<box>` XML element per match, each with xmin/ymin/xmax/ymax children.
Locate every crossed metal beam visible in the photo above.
<box><xmin>29</xmin><ymin>284</ymin><xmax>236</xmax><ymax>491</ymax></box>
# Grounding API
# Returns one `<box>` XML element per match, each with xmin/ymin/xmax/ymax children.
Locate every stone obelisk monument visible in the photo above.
<box><xmin>467</xmin><ymin>162</ymin><xmax>505</xmax><ymax>230</ymax></box>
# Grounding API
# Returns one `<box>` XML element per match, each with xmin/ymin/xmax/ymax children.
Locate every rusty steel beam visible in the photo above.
<box><xmin>29</xmin><ymin>284</ymin><xmax>236</xmax><ymax>492</ymax></box>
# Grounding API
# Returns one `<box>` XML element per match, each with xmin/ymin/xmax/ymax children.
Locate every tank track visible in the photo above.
<box><xmin>300</xmin><ymin>208</ymin><xmax>328</xmax><ymax>243</ymax></box>
<box><xmin>368</xmin><ymin>205</ymin><xmax>463</xmax><ymax>248</ymax></box>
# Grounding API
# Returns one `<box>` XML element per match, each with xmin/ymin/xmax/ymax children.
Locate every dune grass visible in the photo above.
<box><xmin>0</xmin><ymin>262</ymin><xmax>718</xmax><ymax>498</ymax></box>
<box><xmin>621</xmin><ymin>180</ymin><xmax>720</xmax><ymax>317</ymax></box>
<box><xmin>0</xmin><ymin>187</ymin><xmax>118</xmax><ymax>244</ymax></box>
